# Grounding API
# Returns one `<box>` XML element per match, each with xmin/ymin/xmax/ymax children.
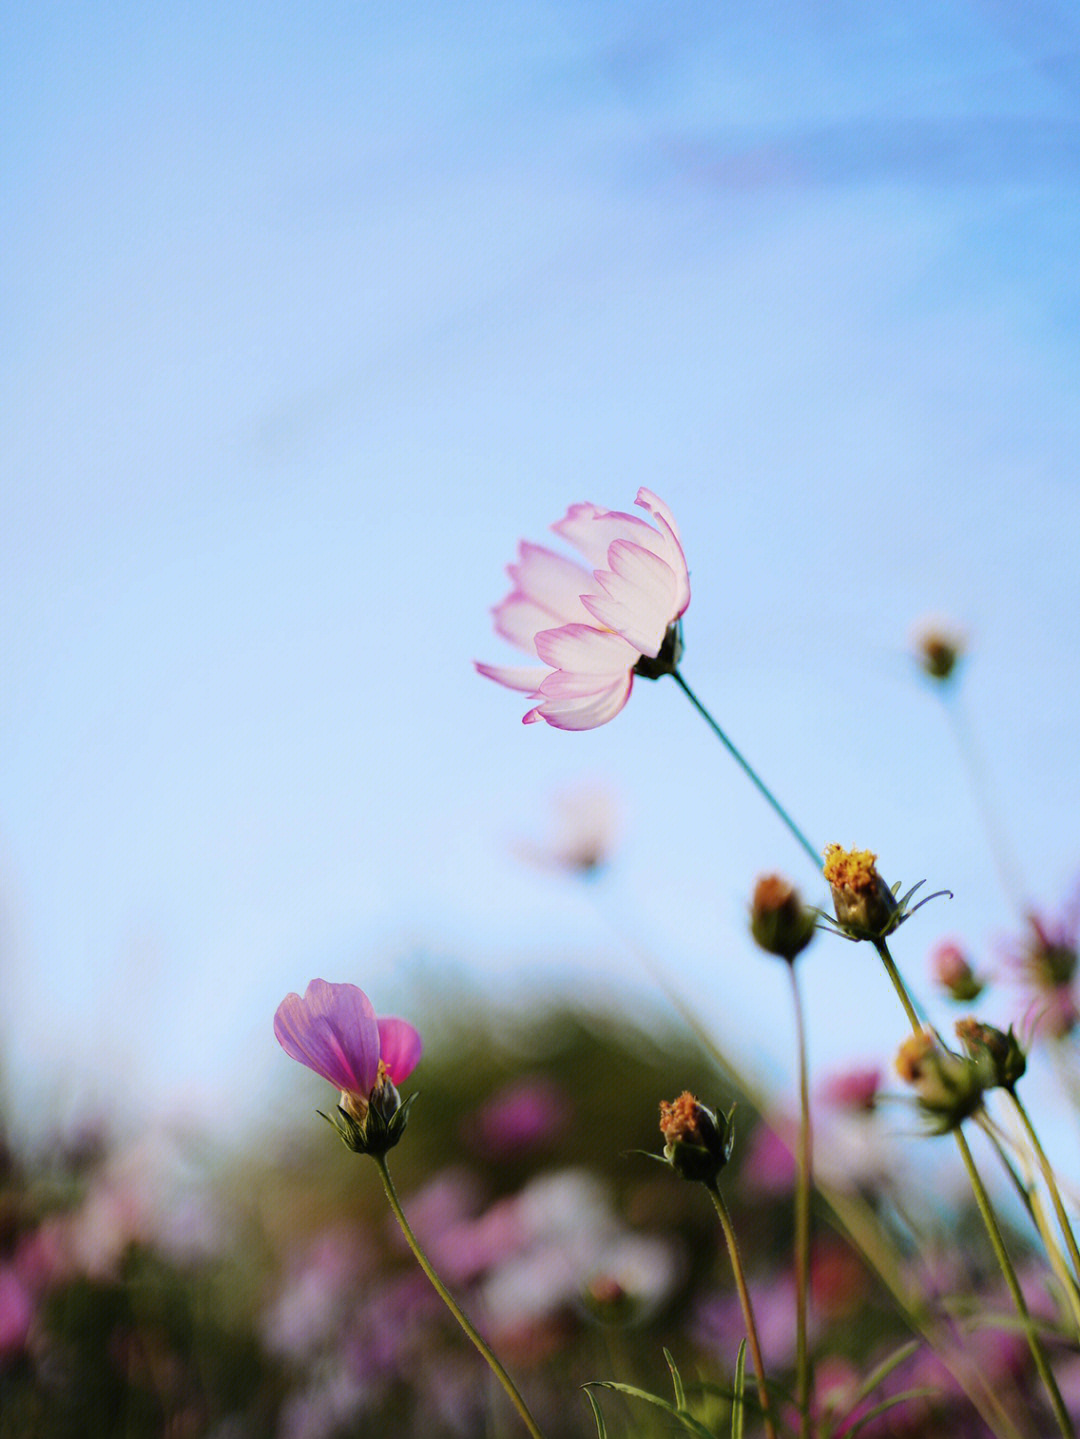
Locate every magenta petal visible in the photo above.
<box><xmin>377</xmin><ymin>1017</ymin><xmax>423</xmax><ymax>1083</ymax></box>
<box><xmin>274</xmin><ymin>980</ymin><xmax>381</xmax><ymax>1095</ymax></box>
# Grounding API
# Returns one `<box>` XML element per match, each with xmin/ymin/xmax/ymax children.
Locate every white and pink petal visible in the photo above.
<box><xmin>473</xmin><ymin>661</ymin><xmax>548</xmax><ymax>694</ymax></box>
<box><xmin>534</xmin><ymin>622</ymin><xmax>638</xmax><ymax>677</ymax></box>
<box><xmin>581</xmin><ymin>540</ymin><xmax>679</xmax><ymax>657</ymax></box>
<box><xmin>507</xmin><ymin>543</ymin><xmax>595</xmax><ymax>626</ymax></box>
<box><xmin>524</xmin><ymin>674</ymin><xmax>634</xmax><ymax>730</ymax></box>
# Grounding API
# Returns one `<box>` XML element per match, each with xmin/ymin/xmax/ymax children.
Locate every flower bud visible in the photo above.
<box><xmin>894</xmin><ymin>1028</ymin><xmax>990</xmax><ymax>1132</ymax></box>
<box><xmin>954</xmin><ymin>1018</ymin><xmax>1027</xmax><ymax>1091</ymax></box>
<box><xmin>931</xmin><ymin>941</ymin><xmax>984</xmax><ymax>1002</ymax></box>
<box><xmin>912</xmin><ymin>620</ymin><xmax>965</xmax><ymax>682</ymax></box>
<box><xmin>322</xmin><ymin>1066</ymin><xmax>416</xmax><ymax>1157</ymax></box>
<box><xmin>658</xmin><ymin>1092</ymin><xmax>735</xmax><ymax>1185</ymax></box>
<box><xmin>750</xmin><ymin>875</ymin><xmax>817</xmax><ymax>963</ymax></box>
<box><xmin>823</xmin><ymin>846</ymin><xmax>899</xmax><ymax>940</ymax></box>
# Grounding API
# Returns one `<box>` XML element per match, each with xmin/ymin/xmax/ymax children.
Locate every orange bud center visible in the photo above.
<box><xmin>753</xmin><ymin>874</ymin><xmax>796</xmax><ymax>912</ymax></box>
<box><xmin>895</xmin><ymin>1030</ymin><xmax>935</xmax><ymax>1084</ymax></box>
<box><xmin>659</xmin><ymin>1091</ymin><xmax>701</xmax><ymax>1143</ymax></box>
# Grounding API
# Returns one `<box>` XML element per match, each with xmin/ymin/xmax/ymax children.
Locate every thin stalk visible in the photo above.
<box><xmin>823</xmin><ymin>1187</ymin><xmax>1029</xmax><ymax>1439</ymax></box>
<box><xmin>671</xmin><ymin>670</ymin><xmax>821</xmax><ymax>873</ymax></box>
<box><xmin>943</xmin><ymin>689</ymin><xmax>1028</xmax><ymax>917</ymax></box>
<box><xmin>951</xmin><ymin>1130</ymin><xmax>1074</xmax><ymax>1438</ymax></box>
<box><xmin>977</xmin><ymin>1116</ymin><xmax>1080</xmax><ymax>1340</ymax></box>
<box><xmin>874</xmin><ymin>939</ymin><xmax>1072</xmax><ymax>1431</ymax></box>
<box><xmin>373</xmin><ymin>1154</ymin><xmax>545</xmax><ymax>1439</ymax></box>
<box><xmin>1010</xmin><ymin>1089</ymin><xmax>1080</xmax><ymax>1292</ymax></box>
<box><xmin>873</xmin><ymin>940</ymin><xmax>922</xmax><ymax>1035</ymax></box>
<box><xmin>788</xmin><ymin>964</ymin><xmax>812</xmax><ymax>1439</ymax></box>
<box><xmin>707</xmin><ymin>1182</ymin><xmax>780</xmax><ymax>1439</ymax></box>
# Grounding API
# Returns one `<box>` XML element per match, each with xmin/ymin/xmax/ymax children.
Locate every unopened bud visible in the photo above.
<box><xmin>954</xmin><ymin>1018</ymin><xmax>1027</xmax><ymax>1091</ymax></box>
<box><xmin>932</xmin><ymin>941</ymin><xmax>984</xmax><ymax>1002</ymax></box>
<box><xmin>823</xmin><ymin>846</ymin><xmax>898</xmax><ymax>940</ymax></box>
<box><xmin>912</xmin><ymin>621</ymin><xmax>965</xmax><ymax>682</ymax></box>
<box><xmin>750</xmin><ymin>875</ymin><xmax>817</xmax><ymax>963</ymax></box>
<box><xmin>658</xmin><ymin>1092</ymin><xmax>735</xmax><ymax>1185</ymax></box>
<box><xmin>895</xmin><ymin>1028</ymin><xmax>990</xmax><ymax>1132</ymax></box>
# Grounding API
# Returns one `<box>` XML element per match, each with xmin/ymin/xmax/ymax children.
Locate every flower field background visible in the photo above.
<box><xmin>4</xmin><ymin>986</ymin><xmax>1076</xmax><ymax>1439</ymax></box>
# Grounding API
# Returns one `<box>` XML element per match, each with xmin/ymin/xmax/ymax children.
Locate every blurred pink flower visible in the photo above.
<box><xmin>1004</xmin><ymin>892</ymin><xmax>1080</xmax><ymax>1039</ymax></box>
<box><xmin>817</xmin><ymin>1066</ymin><xmax>881</xmax><ymax>1113</ymax></box>
<box><xmin>476</xmin><ymin>488</ymin><xmax>690</xmax><ymax>730</ymax></box>
<box><xmin>468</xmin><ymin>1077</ymin><xmax>570</xmax><ymax>1157</ymax></box>
<box><xmin>743</xmin><ymin>1121</ymin><xmax>797</xmax><ymax>1195</ymax></box>
<box><xmin>274</xmin><ymin>980</ymin><xmax>422</xmax><ymax>1107</ymax></box>
<box><xmin>0</xmin><ymin>1265</ymin><xmax>33</xmax><ymax>1361</ymax></box>
<box><xmin>513</xmin><ymin>785</ymin><xmax>620</xmax><ymax>877</ymax></box>
<box><xmin>930</xmin><ymin>939</ymin><xmax>984</xmax><ymax>1002</ymax></box>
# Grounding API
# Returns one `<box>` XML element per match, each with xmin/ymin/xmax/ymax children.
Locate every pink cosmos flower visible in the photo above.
<box><xmin>476</xmin><ymin>488</ymin><xmax>690</xmax><ymax>730</ymax></box>
<box><xmin>274</xmin><ymin>980</ymin><xmax>422</xmax><ymax>1112</ymax></box>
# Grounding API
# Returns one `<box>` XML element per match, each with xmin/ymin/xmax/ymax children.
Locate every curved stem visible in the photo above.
<box><xmin>788</xmin><ymin>964</ymin><xmax>812</xmax><ymax>1439</ymax></box>
<box><xmin>373</xmin><ymin>1154</ymin><xmax>545</xmax><ymax>1439</ymax></box>
<box><xmin>707</xmin><ymin>1183</ymin><xmax>780</xmax><ymax>1439</ymax></box>
<box><xmin>670</xmin><ymin>670</ymin><xmax>821</xmax><ymax>873</ymax></box>
<box><xmin>951</xmin><ymin>1130</ymin><xmax>1074</xmax><ymax>1438</ymax></box>
<box><xmin>1009</xmin><ymin>1090</ymin><xmax>1080</xmax><ymax>1292</ymax></box>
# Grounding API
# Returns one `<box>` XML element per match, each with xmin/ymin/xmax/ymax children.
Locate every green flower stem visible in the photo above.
<box><xmin>788</xmin><ymin>964</ymin><xmax>812</xmax><ymax>1439</ymax></box>
<box><xmin>872</xmin><ymin>939</ymin><xmax>923</xmax><ymax>1034</ymax></box>
<box><xmin>951</xmin><ymin>1129</ymin><xmax>1075</xmax><ymax>1438</ymax></box>
<box><xmin>671</xmin><ymin>670</ymin><xmax>821</xmax><ymax>873</ymax></box>
<box><xmin>874</xmin><ymin>941</ymin><xmax>1073</xmax><ymax>1436</ymax></box>
<box><xmin>1010</xmin><ymin>1090</ymin><xmax>1080</xmax><ymax>1292</ymax></box>
<box><xmin>977</xmin><ymin>1117</ymin><xmax>1080</xmax><ymax>1342</ymax></box>
<box><xmin>706</xmin><ymin>1182</ymin><xmax>780</xmax><ymax>1439</ymax></box>
<box><xmin>373</xmin><ymin>1154</ymin><xmax>545</xmax><ymax>1439</ymax></box>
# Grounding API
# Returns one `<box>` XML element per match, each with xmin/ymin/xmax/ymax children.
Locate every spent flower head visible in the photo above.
<box><xmin>894</xmin><ymin>1027</ymin><xmax>992</xmax><ymax>1133</ymax></box>
<box><xmin>954</xmin><ymin>1018</ymin><xmax>1027</xmax><ymax>1091</ymax></box>
<box><xmin>750</xmin><ymin>874</ymin><xmax>817</xmax><ymax>963</ymax></box>
<box><xmin>656</xmin><ymin>1092</ymin><xmax>735</xmax><ymax>1186</ymax></box>
<box><xmin>821</xmin><ymin>844</ymin><xmax>950</xmax><ymax>943</ymax></box>
<box><xmin>476</xmin><ymin>489</ymin><xmax>690</xmax><ymax>729</ymax></box>
<box><xmin>274</xmin><ymin>980</ymin><xmax>422</xmax><ymax>1155</ymax></box>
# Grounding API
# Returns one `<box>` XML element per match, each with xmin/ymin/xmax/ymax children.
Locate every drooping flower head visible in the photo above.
<box><xmin>274</xmin><ymin>980</ymin><xmax>422</xmax><ymax>1154</ymax></box>
<box><xmin>476</xmin><ymin>489</ymin><xmax>690</xmax><ymax>730</ymax></box>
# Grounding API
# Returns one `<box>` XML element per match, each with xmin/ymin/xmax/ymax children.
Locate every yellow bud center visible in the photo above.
<box><xmin>823</xmin><ymin>844</ymin><xmax>880</xmax><ymax>892</ymax></box>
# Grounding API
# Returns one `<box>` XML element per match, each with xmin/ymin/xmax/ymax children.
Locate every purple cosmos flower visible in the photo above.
<box><xmin>476</xmin><ymin>488</ymin><xmax>690</xmax><ymax>730</ymax></box>
<box><xmin>274</xmin><ymin>981</ymin><xmax>422</xmax><ymax>1152</ymax></box>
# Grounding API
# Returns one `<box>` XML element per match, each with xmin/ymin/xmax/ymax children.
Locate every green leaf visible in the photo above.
<box><xmin>582</xmin><ymin>1388</ymin><xmax>608</xmax><ymax>1439</ymax></box>
<box><xmin>853</xmin><ymin>1339</ymin><xmax>920</xmax><ymax>1403</ymax></box>
<box><xmin>664</xmin><ymin>1348</ymin><xmax>687</xmax><ymax>1409</ymax></box>
<box><xmin>586</xmin><ymin>1383</ymin><xmax>716</xmax><ymax>1439</ymax></box>
<box><xmin>731</xmin><ymin>1339</ymin><xmax>747</xmax><ymax>1439</ymax></box>
<box><xmin>843</xmin><ymin>1387</ymin><xmax>940</xmax><ymax>1436</ymax></box>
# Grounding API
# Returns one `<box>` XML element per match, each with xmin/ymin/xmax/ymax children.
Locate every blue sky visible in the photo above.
<box><xmin>3</xmin><ymin>2</ymin><xmax>1080</xmax><ymax>1143</ymax></box>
